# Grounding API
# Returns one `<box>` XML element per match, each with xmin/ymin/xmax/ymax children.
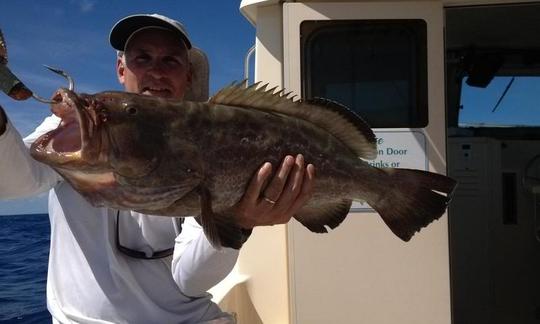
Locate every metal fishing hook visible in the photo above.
<box><xmin>1</xmin><ymin>28</ymin><xmax>74</xmax><ymax>103</ymax></box>
<box><xmin>31</xmin><ymin>65</ymin><xmax>75</xmax><ymax>104</ymax></box>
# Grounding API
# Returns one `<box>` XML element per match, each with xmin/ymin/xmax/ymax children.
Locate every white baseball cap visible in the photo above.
<box><xmin>109</xmin><ymin>13</ymin><xmax>192</xmax><ymax>51</ymax></box>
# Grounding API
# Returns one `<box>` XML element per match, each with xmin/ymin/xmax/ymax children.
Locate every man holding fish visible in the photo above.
<box><xmin>0</xmin><ymin>14</ymin><xmax>314</xmax><ymax>323</ymax></box>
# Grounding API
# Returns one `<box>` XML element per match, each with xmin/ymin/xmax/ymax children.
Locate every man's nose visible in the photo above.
<box><xmin>146</xmin><ymin>61</ymin><xmax>167</xmax><ymax>78</ymax></box>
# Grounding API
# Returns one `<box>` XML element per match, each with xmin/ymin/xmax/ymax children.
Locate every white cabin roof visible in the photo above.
<box><xmin>239</xmin><ymin>0</ymin><xmax>279</xmax><ymax>25</ymax></box>
<box><xmin>239</xmin><ymin>0</ymin><xmax>540</xmax><ymax>25</ymax></box>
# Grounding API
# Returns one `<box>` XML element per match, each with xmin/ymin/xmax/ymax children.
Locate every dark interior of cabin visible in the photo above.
<box><xmin>445</xmin><ymin>3</ymin><xmax>540</xmax><ymax>323</ymax></box>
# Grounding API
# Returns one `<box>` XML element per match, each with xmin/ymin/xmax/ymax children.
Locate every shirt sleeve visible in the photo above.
<box><xmin>0</xmin><ymin>115</ymin><xmax>62</xmax><ymax>199</ymax></box>
<box><xmin>171</xmin><ymin>217</ymin><xmax>240</xmax><ymax>297</ymax></box>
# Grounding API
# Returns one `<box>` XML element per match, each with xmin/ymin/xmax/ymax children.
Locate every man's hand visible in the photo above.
<box><xmin>0</xmin><ymin>105</ymin><xmax>7</xmax><ymax>136</ymax></box>
<box><xmin>231</xmin><ymin>154</ymin><xmax>315</xmax><ymax>229</ymax></box>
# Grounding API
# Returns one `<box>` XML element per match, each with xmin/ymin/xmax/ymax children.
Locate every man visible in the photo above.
<box><xmin>0</xmin><ymin>14</ymin><xmax>314</xmax><ymax>323</ymax></box>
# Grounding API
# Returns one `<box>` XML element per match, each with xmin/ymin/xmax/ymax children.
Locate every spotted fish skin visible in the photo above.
<box><xmin>30</xmin><ymin>83</ymin><xmax>457</xmax><ymax>249</ymax></box>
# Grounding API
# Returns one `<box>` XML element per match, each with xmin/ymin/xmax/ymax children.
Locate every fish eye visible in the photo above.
<box><xmin>125</xmin><ymin>106</ymin><xmax>138</xmax><ymax>115</ymax></box>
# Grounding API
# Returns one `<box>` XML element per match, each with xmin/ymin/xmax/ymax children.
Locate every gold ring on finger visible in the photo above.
<box><xmin>263</xmin><ymin>196</ymin><xmax>277</xmax><ymax>205</ymax></box>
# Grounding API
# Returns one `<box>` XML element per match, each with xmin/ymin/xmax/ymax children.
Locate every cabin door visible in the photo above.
<box><xmin>283</xmin><ymin>2</ymin><xmax>448</xmax><ymax>324</ymax></box>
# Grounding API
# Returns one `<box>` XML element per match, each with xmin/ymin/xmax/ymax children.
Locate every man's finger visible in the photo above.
<box><xmin>262</xmin><ymin>155</ymin><xmax>294</xmax><ymax>201</ymax></box>
<box><xmin>0</xmin><ymin>105</ymin><xmax>7</xmax><ymax>135</ymax></box>
<box><xmin>243</xmin><ymin>162</ymin><xmax>273</xmax><ymax>203</ymax></box>
<box><xmin>277</xmin><ymin>154</ymin><xmax>305</xmax><ymax>207</ymax></box>
<box><xmin>289</xmin><ymin>154</ymin><xmax>305</xmax><ymax>196</ymax></box>
<box><xmin>285</xmin><ymin>164</ymin><xmax>315</xmax><ymax>215</ymax></box>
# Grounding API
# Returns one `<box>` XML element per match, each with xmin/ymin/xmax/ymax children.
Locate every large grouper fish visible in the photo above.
<box><xmin>30</xmin><ymin>82</ymin><xmax>457</xmax><ymax>249</ymax></box>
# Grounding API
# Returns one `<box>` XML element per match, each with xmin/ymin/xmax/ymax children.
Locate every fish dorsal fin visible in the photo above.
<box><xmin>209</xmin><ymin>81</ymin><xmax>377</xmax><ymax>159</ymax></box>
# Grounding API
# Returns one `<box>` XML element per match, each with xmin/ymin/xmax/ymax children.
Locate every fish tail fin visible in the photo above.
<box><xmin>368</xmin><ymin>169</ymin><xmax>457</xmax><ymax>241</ymax></box>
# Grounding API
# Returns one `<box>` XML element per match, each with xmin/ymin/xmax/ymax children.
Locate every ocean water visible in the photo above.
<box><xmin>0</xmin><ymin>214</ymin><xmax>51</xmax><ymax>323</ymax></box>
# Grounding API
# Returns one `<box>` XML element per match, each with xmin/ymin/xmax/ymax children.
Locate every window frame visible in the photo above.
<box><xmin>300</xmin><ymin>19</ymin><xmax>429</xmax><ymax>128</ymax></box>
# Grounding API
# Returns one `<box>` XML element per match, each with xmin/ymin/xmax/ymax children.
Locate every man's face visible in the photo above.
<box><xmin>117</xmin><ymin>28</ymin><xmax>192</xmax><ymax>99</ymax></box>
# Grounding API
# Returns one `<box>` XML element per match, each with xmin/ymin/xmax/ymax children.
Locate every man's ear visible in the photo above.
<box><xmin>187</xmin><ymin>63</ymin><xmax>193</xmax><ymax>87</ymax></box>
<box><xmin>116</xmin><ymin>55</ymin><xmax>125</xmax><ymax>85</ymax></box>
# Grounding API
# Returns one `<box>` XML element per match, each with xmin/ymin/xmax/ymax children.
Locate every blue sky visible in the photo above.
<box><xmin>0</xmin><ymin>1</ymin><xmax>254</xmax><ymax>215</ymax></box>
<box><xmin>460</xmin><ymin>76</ymin><xmax>540</xmax><ymax>127</ymax></box>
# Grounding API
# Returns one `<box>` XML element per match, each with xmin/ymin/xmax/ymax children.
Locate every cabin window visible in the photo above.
<box><xmin>301</xmin><ymin>20</ymin><xmax>428</xmax><ymax>128</ymax></box>
<box><xmin>459</xmin><ymin>76</ymin><xmax>540</xmax><ymax>127</ymax></box>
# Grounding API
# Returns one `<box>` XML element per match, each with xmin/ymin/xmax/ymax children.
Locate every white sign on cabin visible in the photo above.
<box><xmin>352</xmin><ymin>130</ymin><xmax>428</xmax><ymax>211</ymax></box>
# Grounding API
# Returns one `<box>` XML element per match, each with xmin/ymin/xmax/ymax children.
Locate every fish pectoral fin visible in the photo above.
<box><xmin>210</xmin><ymin>216</ymin><xmax>253</xmax><ymax>250</ymax></box>
<box><xmin>198</xmin><ymin>187</ymin><xmax>252</xmax><ymax>250</ymax></box>
<box><xmin>198</xmin><ymin>186</ymin><xmax>222</xmax><ymax>248</ymax></box>
<box><xmin>294</xmin><ymin>199</ymin><xmax>352</xmax><ymax>233</ymax></box>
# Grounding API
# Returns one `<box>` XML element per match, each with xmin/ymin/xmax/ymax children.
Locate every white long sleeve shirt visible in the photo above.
<box><xmin>0</xmin><ymin>115</ymin><xmax>239</xmax><ymax>324</ymax></box>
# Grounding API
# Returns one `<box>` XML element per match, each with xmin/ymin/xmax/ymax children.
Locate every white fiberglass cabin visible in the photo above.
<box><xmin>211</xmin><ymin>1</ymin><xmax>540</xmax><ymax>323</ymax></box>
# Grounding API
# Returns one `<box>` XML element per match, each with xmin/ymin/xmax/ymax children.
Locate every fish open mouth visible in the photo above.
<box><xmin>30</xmin><ymin>89</ymin><xmax>104</xmax><ymax>168</ymax></box>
